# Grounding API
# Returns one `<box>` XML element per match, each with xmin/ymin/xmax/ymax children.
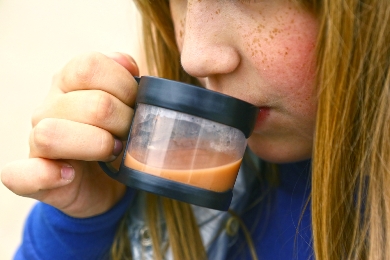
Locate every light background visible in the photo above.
<box><xmin>0</xmin><ymin>1</ymin><xmax>143</xmax><ymax>259</ymax></box>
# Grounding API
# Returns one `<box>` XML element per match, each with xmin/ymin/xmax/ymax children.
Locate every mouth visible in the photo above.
<box><xmin>255</xmin><ymin>107</ymin><xmax>271</xmax><ymax>128</ymax></box>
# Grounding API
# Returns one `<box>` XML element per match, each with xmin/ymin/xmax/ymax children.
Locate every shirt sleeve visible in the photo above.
<box><xmin>14</xmin><ymin>188</ymin><xmax>135</xmax><ymax>260</ymax></box>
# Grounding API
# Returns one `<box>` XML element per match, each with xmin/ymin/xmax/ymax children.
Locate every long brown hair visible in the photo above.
<box><xmin>312</xmin><ymin>0</ymin><xmax>390</xmax><ymax>259</ymax></box>
<box><xmin>112</xmin><ymin>0</ymin><xmax>390</xmax><ymax>259</ymax></box>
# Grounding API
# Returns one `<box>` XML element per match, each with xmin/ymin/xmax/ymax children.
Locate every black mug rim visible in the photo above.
<box><xmin>136</xmin><ymin>76</ymin><xmax>259</xmax><ymax>138</ymax></box>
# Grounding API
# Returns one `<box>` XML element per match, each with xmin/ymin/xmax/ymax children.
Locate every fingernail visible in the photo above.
<box><xmin>113</xmin><ymin>139</ymin><xmax>123</xmax><ymax>156</ymax></box>
<box><xmin>61</xmin><ymin>165</ymin><xmax>75</xmax><ymax>181</ymax></box>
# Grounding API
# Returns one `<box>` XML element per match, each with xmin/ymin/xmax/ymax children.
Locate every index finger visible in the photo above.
<box><xmin>55</xmin><ymin>52</ymin><xmax>139</xmax><ymax>106</ymax></box>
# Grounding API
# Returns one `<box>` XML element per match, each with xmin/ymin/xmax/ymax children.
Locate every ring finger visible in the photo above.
<box><xmin>32</xmin><ymin>89</ymin><xmax>134</xmax><ymax>140</ymax></box>
<box><xmin>30</xmin><ymin>118</ymin><xmax>122</xmax><ymax>162</ymax></box>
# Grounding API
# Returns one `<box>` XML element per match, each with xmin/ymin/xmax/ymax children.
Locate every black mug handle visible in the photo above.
<box><xmin>98</xmin><ymin>76</ymin><xmax>141</xmax><ymax>177</ymax></box>
<box><xmin>98</xmin><ymin>161</ymin><xmax>119</xmax><ymax>177</ymax></box>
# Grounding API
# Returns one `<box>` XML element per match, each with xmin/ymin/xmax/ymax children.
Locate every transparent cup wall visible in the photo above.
<box><xmin>124</xmin><ymin>104</ymin><xmax>247</xmax><ymax>192</ymax></box>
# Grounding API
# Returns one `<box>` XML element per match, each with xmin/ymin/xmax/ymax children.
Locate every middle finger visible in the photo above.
<box><xmin>33</xmin><ymin>89</ymin><xmax>134</xmax><ymax>139</ymax></box>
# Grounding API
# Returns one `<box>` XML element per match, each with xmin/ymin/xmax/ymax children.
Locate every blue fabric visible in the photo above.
<box><xmin>14</xmin><ymin>188</ymin><xmax>135</xmax><ymax>260</ymax></box>
<box><xmin>227</xmin><ymin>160</ymin><xmax>313</xmax><ymax>260</ymax></box>
<box><xmin>15</xmin><ymin>160</ymin><xmax>313</xmax><ymax>260</ymax></box>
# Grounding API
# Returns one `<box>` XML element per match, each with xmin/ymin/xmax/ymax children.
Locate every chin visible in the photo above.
<box><xmin>247</xmin><ymin>136</ymin><xmax>313</xmax><ymax>164</ymax></box>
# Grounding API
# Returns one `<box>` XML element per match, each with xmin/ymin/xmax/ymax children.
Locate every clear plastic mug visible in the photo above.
<box><xmin>99</xmin><ymin>76</ymin><xmax>258</xmax><ymax>210</ymax></box>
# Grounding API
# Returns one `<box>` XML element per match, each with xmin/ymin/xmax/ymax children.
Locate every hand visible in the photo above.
<box><xmin>1</xmin><ymin>52</ymin><xmax>139</xmax><ymax>218</ymax></box>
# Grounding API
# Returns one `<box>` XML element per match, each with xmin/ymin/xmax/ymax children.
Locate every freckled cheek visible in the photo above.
<box><xmin>279</xmin><ymin>49</ymin><xmax>317</xmax><ymax>118</ymax></box>
<box><xmin>252</xmin><ymin>35</ymin><xmax>316</xmax><ymax>95</ymax></box>
<box><xmin>250</xmin><ymin>35</ymin><xmax>318</xmax><ymax>118</ymax></box>
<box><xmin>257</xmin><ymin>37</ymin><xmax>315</xmax><ymax>79</ymax></box>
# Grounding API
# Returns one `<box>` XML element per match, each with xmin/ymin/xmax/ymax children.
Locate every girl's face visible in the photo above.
<box><xmin>170</xmin><ymin>0</ymin><xmax>318</xmax><ymax>163</ymax></box>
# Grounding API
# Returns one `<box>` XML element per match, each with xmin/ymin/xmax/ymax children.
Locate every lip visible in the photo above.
<box><xmin>254</xmin><ymin>107</ymin><xmax>270</xmax><ymax>129</ymax></box>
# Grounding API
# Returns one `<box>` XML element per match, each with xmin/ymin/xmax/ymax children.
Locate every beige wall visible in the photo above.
<box><xmin>0</xmin><ymin>1</ymin><xmax>142</xmax><ymax>258</ymax></box>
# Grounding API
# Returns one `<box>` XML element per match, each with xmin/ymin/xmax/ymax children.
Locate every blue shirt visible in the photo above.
<box><xmin>14</xmin><ymin>159</ymin><xmax>313</xmax><ymax>260</ymax></box>
<box><xmin>229</xmin><ymin>160</ymin><xmax>313</xmax><ymax>259</ymax></box>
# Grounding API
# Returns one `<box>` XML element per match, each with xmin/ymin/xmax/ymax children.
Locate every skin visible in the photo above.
<box><xmin>1</xmin><ymin>0</ymin><xmax>318</xmax><ymax>217</ymax></box>
<box><xmin>1</xmin><ymin>52</ymin><xmax>138</xmax><ymax>217</ymax></box>
<box><xmin>171</xmin><ymin>0</ymin><xmax>318</xmax><ymax>163</ymax></box>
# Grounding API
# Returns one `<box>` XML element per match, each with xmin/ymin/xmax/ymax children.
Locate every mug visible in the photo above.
<box><xmin>99</xmin><ymin>76</ymin><xmax>258</xmax><ymax>210</ymax></box>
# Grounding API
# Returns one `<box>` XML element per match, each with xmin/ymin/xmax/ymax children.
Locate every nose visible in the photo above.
<box><xmin>180</xmin><ymin>3</ymin><xmax>241</xmax><ymax>78</ymax></box>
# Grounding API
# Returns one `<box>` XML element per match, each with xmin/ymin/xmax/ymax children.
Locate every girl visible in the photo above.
<box><xmin>2</xmin><ymin>0</ymin><xmax>389</xmax><ymax>259</ymax></box>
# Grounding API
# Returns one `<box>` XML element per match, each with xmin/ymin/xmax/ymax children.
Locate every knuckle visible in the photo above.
<box><xmin>68</xmin><ymin>52</ymin><xmax>104</xmax><ymax>87</ymax></box>
<box><xmin>87</xmin><ymin>91</ymin><xmax>115</xmax><ymax>125</ymax></box>
<box><xmin>33</xmin><ymin>118</ymin><xmax>58</xmax><ymax>154</ymax></box>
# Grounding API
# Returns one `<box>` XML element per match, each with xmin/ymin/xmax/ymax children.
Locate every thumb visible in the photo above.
<box><xmin>1</xmin><ymin>158</ymin><xmax>75</xmax><ymax>197</ymax></box>
<box><xmin>106</xmin><ymin>52</ymin><xmax>140</xmax><ymax>77</ymax></box>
